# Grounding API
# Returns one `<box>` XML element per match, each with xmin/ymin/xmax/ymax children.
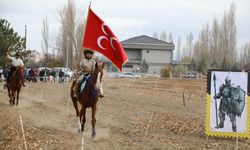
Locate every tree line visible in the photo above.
<box><xmin>1</xmin><ymin>1</ymin><xmax>249</xmax><ymax>72</ymax></box>
<box><xmin>154</xmin><ymin>2</ymin><xmax>250</xmax><ymax>73</ymax></box>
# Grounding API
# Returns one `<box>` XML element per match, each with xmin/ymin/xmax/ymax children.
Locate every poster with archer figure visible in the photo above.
<box><xmin>206</xmin><ymin>70</ymin><xmax>249</xmax><ymax>138</ymax></box>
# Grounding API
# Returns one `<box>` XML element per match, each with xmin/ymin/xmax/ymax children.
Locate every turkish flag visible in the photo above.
<box><xmin>82</xmin><ymin>7</ymin><xmax>128</xmax><ymax>71</ymax></box>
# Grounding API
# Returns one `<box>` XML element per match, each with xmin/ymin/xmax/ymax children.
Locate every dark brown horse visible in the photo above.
<box><xmin>7</xmin><ymin>67</ymin><xmax>23</xmax><ymax>105</ymax></box>
<box><xmin>70</xmin><ymin>62</ymin><xmax>104</xmax><ymax>137</ymax></box>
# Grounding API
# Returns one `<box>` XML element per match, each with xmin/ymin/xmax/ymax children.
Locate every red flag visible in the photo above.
<box><xmin>82</xmin><ymin>7</ymin><xmax>128</xmax><ymax>71</ymax></box>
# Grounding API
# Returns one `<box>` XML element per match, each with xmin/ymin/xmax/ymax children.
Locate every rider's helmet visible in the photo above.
<box><xmin>83</xmin><ymin>49</ymin><xmax>94</xmax><ymax>55</ymax></box>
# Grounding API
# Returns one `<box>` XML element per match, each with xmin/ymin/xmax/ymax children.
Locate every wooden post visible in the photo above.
<box><xmin>81</xmin><ymin>132</ymin><xmax>84</xmax><ymax>150</ymax></box>
<box><xmin>19</xmin><ymin>115</ymin><xmax>28</xmax><ymax>150</ymax></box>
<box><xmin>235</xmin><ymin>132</ymin><xmax>238</xmax><ymax>150</ymax></box>
<box><xmin>182</xmin><ymin>90</ymin><xmax>186</xmax><ymax>107</ymax></box>
<box><xmin>145</xmin><ymin>112</ymin><xmax>153</xmax><ymax>136</ymax></box>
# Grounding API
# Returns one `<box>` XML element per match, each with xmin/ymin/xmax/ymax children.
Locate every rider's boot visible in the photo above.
<box><xmin>73</xmin><ymin>84</ymin><xmax>79</xmax><ymax>98</ymax></box>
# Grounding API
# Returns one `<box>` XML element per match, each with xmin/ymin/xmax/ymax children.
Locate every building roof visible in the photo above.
<box><xmin>121</xmin><ymin>35</ymin><xmax>175</xmax><ymax>50</ymax></box>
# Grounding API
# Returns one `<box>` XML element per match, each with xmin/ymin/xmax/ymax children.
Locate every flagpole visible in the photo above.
<box><xmin>81</xmin><ymin>3</ymin><xmax>99</xmax><ymax>64</ymax></box>
<box><xmin>78</xmin><ymin>3</ymin><xmax>91</xmax><ymax>65</ymax></box>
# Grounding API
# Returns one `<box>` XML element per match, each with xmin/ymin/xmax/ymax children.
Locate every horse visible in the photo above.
<box><xmin>7</xmin><ymin>67</ymin><xmax>23</xmax><ymax>106</ymax></box>
<box><xmin>70</xmin><ymin>62</ymin><xmax>104</xmax><ymax>138</ymax></box>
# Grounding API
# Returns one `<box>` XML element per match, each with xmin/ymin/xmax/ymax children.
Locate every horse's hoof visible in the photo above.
<box><xmin>92</xmin><ymin>134</ymin><xmax>96</xmax><ymax>139</ymax></box>
<box><xmin>92</xmin><ymin>128</ymin><xmax>96</xmax><ymax>138</ymax></box>
<box><xmin>78</xmin><ymin>129</ymin><xmax>82</xmax><ymax>133</ymax></box>
<box><xmin>79</xmin><ymin>127</ymin><xmax>84</xmax><ymax>133</ymax></box>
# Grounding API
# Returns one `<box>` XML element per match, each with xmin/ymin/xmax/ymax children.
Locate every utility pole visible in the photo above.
<box><xmin>24</xmin><ymin>25</ymin><xmax>27</xmax><ymax>51</ymax></box>
<box><xmin>66</xmin><ymin>37</ymin><xmax>69</xmax><ymax>68</ymax></box>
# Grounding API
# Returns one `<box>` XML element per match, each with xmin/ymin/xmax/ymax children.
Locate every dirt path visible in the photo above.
<box><xmin>0</xmin><ymin>78</ymin><xmax>249</xmax><ymax>149</ymax></box>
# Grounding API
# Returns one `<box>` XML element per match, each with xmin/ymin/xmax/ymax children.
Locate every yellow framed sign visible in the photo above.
<box><xmin>206</xmin><ymin>70</ymin><xmax>249</xmax><ymax>138</ymax></box>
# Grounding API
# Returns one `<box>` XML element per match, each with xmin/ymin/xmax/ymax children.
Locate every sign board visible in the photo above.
<box><xmin>206</xmin><ymin>70</ymin><xmax>249</xmax><ymax>138</ymax></box>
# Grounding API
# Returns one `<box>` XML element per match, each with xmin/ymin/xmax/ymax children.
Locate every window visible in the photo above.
<box><xmin>124</xmin><ymin>64</ymin><xmax>133</xmax><ymax>68</ymax></box>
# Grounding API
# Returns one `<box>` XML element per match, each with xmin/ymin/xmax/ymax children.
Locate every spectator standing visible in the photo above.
<box><xmin>28</xmin><ymin>68</ymin><xmax>34</xmax><ymax>82</ymax></box>
<box><xmin>51</xmin><ymin>70</ymin><xmax>56</xmax><ymax>83</ymax></box>
<box><xmin>39</xmin><ymin>70</ymin><xmax>45</xmax><ymax>82</ymax></box>
<box><xmin>59</xmin><ymin>69</ymin><xmax>64</xmax><ymax>83</ymax></box>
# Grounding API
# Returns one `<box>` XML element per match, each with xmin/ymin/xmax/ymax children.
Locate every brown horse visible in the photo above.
<box><xmin>7</xmin><ymin>67</ymin><xmax>23</xmax><ymax>105</ymax></box>
<box><xmin>70</xmin><ymin>62</ymin><xmax>104</xmax><ymax>137</ymax></box>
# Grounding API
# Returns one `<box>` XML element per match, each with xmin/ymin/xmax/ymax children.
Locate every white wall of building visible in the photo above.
<box><xmin>142</xmin><ymin>50</ymin><xmax>172</xmax><ymax>64</ymax></box>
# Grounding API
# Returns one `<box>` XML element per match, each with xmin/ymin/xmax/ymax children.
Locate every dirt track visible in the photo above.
<box><xmin>0</xmin><ymin>78</ymin><xmax>249</xmax><ymax>149</ymax></box>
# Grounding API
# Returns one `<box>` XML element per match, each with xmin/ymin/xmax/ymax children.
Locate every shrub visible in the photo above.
<box><xmin>160</xmin><ymin>65</ymin><xmax>173</xmax><ymax>78</ymax></box>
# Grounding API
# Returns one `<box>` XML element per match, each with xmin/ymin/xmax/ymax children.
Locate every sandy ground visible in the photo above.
<box><xmin>0</xmin><ymin>78</ymin><xmax>249</xmax><ymax>150</ymax></box>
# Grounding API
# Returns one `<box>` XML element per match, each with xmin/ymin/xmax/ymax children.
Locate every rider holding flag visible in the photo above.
<box><xmin>72</xmin><ymin>49</ymin><xmax>104</xmax><ymax>98</ymax></box>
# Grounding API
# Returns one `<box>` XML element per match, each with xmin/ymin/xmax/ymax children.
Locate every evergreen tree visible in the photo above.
<box><xmin>141</xmin><ymin>59</ymin><xmax>149</xmax><ymax>73</ymax></box>
<box><xmin>0</xmin><ymin>19</ymin><xmax>25</xmax><ymax>66</ymax></box>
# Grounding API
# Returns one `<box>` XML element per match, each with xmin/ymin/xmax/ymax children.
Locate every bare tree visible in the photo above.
<box><xmin>200</xmin><ymin>24</ymin><xmax>210</xmax><ymax>65</ymax></box>
<box><xmin>193</xmin><ymin>40</ymin><xmax>201</xmax><ymax>63</ymax></box>
<box><xmin>219</xmin><ymin>2</ymin><xmax>237</xmax><ymax>69</ymax></box>
<box><xmin>239</xmin><ymin>42</ymin><xmax>250</xmax><ymax>69</ymax></box>
<box><xmin>193</xmin><ymin>24</ymin><xmax>210</xmax><ymax>67</ymax></box>
<box><xmin>182</xmin><ymin>32</ymin><xmax>194</xmax><ymax>63</ymax></box>
<box><xmin>176</xmin><ymin>37</ymin><xmax>181</xmax><ymax>61</ymax></box>
<box><xmin>168</xmin><ymin>33</ymin><xmax>173</xmax><ymax>43</ymax></box>
<box><xmin>210</xmin><ymin>18</ymin><xmax>220</xmax><ymax>66</ymax></box>
<box><xmin>191</xmin><ymin>2</ymin><xmax>237</xmax><ymax>71</ymax></box>
<box><xmin>160</xmin><ymin>31</ymin><xmax>167</xmax><ymax>42</ymax></box>
<box><xmin>74</xmin><ymin>20</ymin><xmax>85</xmax><ymax>63</ymax></box>
<box><xmin>58</xmin><ymin>0</ymin><xmax>77</xmax><ymax>68</ymax></box>
<box><xmin>152</xmin><ymin>32</ymin><xmax>158</xmax><ymax>39</ymax></box>
<box><xmin>42</xmin><ymin>15</ymin><xmax>49</xmax><ymax>54</ymax></box>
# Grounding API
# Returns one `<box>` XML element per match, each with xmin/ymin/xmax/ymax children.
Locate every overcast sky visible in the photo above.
<box><xmin>0</xmin><ymin>0</ymin><xmax>249</xmax><ymax>52</ymax></box>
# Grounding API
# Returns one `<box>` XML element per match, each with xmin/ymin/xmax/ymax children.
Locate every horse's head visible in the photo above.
<box><xmin>12</xmin><ymin>67</ymin><xmax>21</xmax><ymax>78</ymax></box>
<box><xmin>91</xmin><ymin>62</ymin><xmax>105</xmax><ymax>84</ymax></box>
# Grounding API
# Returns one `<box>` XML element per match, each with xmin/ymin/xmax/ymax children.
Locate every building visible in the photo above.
<box><xmin>121</xmin><ymin>35</ymin><xmax>175</xmax><ymax>74</ymax></box>
<box><xmin>26</xmin><ymin>50</ymin><xmax>42</xmax><ymax>63</ymax></box>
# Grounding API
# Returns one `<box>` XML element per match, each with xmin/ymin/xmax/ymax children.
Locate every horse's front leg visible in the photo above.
<box><xmin>16</xmin><ymin>89</ymin><xmax>20</xmax><ymax>106</ymax></box>
<box><xmin>91</xmin><ymin>101</ymin><xmax>97</xmax><ymax>138</ymax></box>
<box><xmin>9</xmin><ymin>91</ymin><xmax>15</xmax><ymax>105</ymax></box>
<box><xmin>79</xmin><ymin>107</ymin><xmax>86</xmax><ymax>132</ymax></box>
<box><xmin>12</xmin><ymin>91</ymin><xmax>15</xmax><ymax>105</ymax></box>
<box><xmin>7</xmin><ymin>88</ymin><xmax>12</xmax><ymax>105</ymax></box>
<box><xmin>7</xmin><ymin>87</ymin><xmax>10</xmax><ymax>97</ymax></box>
<box><xmin>72</xmin><ymin>98</ymin><xmax>79</xmax><ymax>116</ymax></box>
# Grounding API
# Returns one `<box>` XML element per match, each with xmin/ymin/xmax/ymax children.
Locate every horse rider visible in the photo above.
<box><xmin>72</xmin><ymin>49</ymin><xmax>104</xmax><ymax>98</ymax></box>
<box><xmin>6</xmin><ymin>51</ymin><xmax>26</xmax><ymax>87</ymax></box>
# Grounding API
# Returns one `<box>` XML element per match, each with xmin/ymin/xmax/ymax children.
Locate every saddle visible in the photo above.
<box><xmin>77</xmin><ymin>75</ymin><xmax>99</xmax><ymax>99</ymax></box>
<box><xmin>79</xmin><ymin>75</ymin><xmax>91</xmax><ymax>94</ymax></box>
